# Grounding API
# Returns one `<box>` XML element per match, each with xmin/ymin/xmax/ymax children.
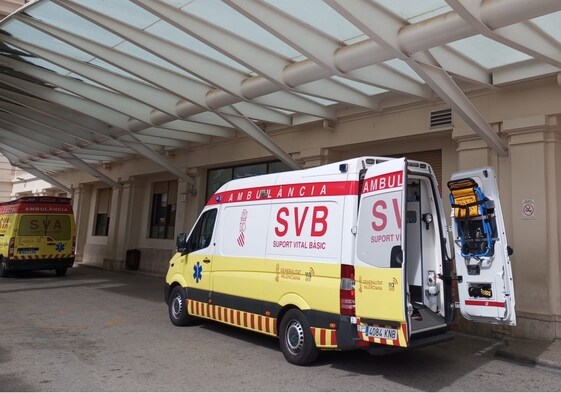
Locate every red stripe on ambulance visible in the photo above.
<box><xmin>188</xmin><ymin>300</ymin><xmax>279</xmax><ymax>338</ymax></box>
<box><xmin>208</xmin><ymin>180</ymin><xmax>358</xmax><ymax>205</ymax></box>
<box><xmin>465</xmin><ymin>300</ymin><xmax>506</xmax><ymax>308</ymax></box>
<box><xmin>361</xmin><ymin>170</ymin><xmax>403</xmax><ymax>195</ymax></box>
<box><xmin>310</xmin><ymin>327</ymin><xmax>338</xmax><ymax>348</ymax></box>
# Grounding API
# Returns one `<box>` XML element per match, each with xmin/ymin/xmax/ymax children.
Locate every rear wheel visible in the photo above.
<box><xmin>0</xmin><ymin>259</ymin><xmax>9</xmax><ymax>278</ymax></box>
<box><xmin>168</xmin><ymin>286</ymin><xmax>196</xmax><ymax>326</ymax></box>
<box><xmin>279</xmin><ymin>309</ymin><xmax>320</xmax><ymax>366</ymax></box>
<box><xmin>55</xmin><ymin>268</ymin><xmax>67</xmax><ymax>277</ymax></box>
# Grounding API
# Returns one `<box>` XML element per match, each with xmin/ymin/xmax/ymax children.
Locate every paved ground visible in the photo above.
<box><xmin>1</xmin><ymin>264</ymin><xmax>560</xmax><ymax>391</ymax></box>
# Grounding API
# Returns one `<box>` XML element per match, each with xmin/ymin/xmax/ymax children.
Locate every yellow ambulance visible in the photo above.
<box><xmin>164</xmin><ymin>157</ymin><xmax>516</xmax><ymax>365</ymax></box>
<box><xmin>0</xmin><ymin>196</ymin><xmax>76</xmax><ymax>277</ymax></box>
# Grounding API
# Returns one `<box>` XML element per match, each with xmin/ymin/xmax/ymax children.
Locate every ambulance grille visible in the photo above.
<box><xmin>430</xmin><ymin>108</ymin><xmax>452</xmax><ymax>128</ymax></box>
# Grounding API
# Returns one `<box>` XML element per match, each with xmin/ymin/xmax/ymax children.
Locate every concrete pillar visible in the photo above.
<box><xmin>503</xmin><ymin>115</ymin><xmax>561</xmax><ymax>340</ymax></box>
<box><xmin>102</xmin><ymin>185</ymin><xmax>123</xmax><ymax>270</ymax></box>
<box><xmin>71</xmin><ymin>183</ymin><xmax>92</xmax><ymax>262</ymax></box>
<box><xmin>114</xmin><ymin>180</ymin><xmax>135</xmax><ymax>265</ymax></box>
<box><xmin>176</xmin><ymin>168</ymin><xmax>204</xmax><ymax>235</ymax></box>
<box><xmin>297</xmin><ymin>148</ymin><xmax>340</xmax><ymax>168</ymax></box>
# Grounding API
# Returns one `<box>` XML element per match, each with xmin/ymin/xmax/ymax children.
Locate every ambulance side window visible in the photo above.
<box><xmin>187</xmin><ymin>209</ymin><xmax>217</xmax><ymax>252</ymax></box>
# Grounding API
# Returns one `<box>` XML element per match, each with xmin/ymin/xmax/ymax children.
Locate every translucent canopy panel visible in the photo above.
<box><xmin>375</xmin><ymin>0</ymin><xmax>451</xmax><ymax>23</ymax></box>
<box><xmin>531</xmin><ymin>11</ymin><xmax>561</xmax><ymax>44</ymax></box>
<box><xmin>448</xmin><ymin>35</ymin><xmax>532</xmax><ymax>70</ymax></box>
<box><xmin>0</xmin><ymin>0</ymin><xmax>559</xmax><ymax>183</ymax></box>
<box><xmin>266</xmin><ymin>0</ymin><xmax>365</xmax><ymax>44</ymax></box>
<box><xmin>27</xmin><ymin>1</ymin><xmax>123</xmax><ymax>47</ymax></box>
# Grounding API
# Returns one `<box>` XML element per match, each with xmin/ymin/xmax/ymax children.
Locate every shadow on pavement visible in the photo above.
<box><xmin>0</xmin><ymin>264</ymin><xmax>164</xmax><ymax>303</ymax></box>
<box><xmin>191</xmin><ymin>318</ymin><xmax>502</xmax><ymax>391</ymax></box>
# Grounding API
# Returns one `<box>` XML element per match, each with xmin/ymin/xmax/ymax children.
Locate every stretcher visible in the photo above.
<box><xmin>447</xmin><ymin>178</ymin><xmax>495</xmax><ymax>259</ymax></box>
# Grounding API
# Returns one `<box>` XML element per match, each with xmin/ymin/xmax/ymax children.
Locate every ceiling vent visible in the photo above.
<box><xmin>430</xmin><ymin>108</ymin><xmax>452</xmax><ymax>128</ymax></box>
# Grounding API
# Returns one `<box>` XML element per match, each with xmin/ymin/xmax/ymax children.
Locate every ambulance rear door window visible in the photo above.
<box><xmin>18</xmin><ymin>215</ymin><xmax>71</xmax><ymax>240</ymax></box>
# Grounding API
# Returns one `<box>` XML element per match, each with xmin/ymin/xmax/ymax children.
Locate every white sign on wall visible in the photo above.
<box><xmin>521</xmin><ymin>199</ymin><xmax>535</xmax><ymax>220</ymax></box>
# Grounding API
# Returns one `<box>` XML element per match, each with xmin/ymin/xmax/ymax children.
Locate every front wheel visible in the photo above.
<box><xmin>55</xmin><ymin>268</ymin><xmax>67</xmax><ymax>277</ymax></box>
<box><xmin>279</xmin><ymin>309</ymin><xmax>320</xmax><ymax>365</ymax></box>
<box><xmin>168</xmin><ymin>286</ymin><xmax>196</xmax><ymax>326</ymax></box>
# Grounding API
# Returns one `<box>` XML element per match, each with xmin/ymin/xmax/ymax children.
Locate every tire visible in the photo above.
<box><xmin>55</xmin><ymin>268</ymin><xmax>67</xmax><ymax>277</ymax></box>
<box><xmin>168</xmin><ymin>286</ymin><xmax>196</xmax><ymax>326</ymax></box>
<box><xmin>0</xmin><ymin>259</ymin><xmax>8</xmax><ymax>278</ymax></box>
<box><xmin>279</xmin><ymin>309</ymin><xmax>320</xmax><ymax>366</ymax></box>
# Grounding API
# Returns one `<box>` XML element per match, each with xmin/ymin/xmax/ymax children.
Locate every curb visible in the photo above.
<box><xmin>495</xmin><ymin>348</ymin><xmax>537</xmax><ymax>366</ymax></box>
<box><xmin>495</xmin><ymin>340</ymin><xmax>561</xmax><ymax>372</ymax></box>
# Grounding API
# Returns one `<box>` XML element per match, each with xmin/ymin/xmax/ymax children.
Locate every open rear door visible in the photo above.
<box><xmin>354</xmin><ymin>158</ymin><xmax>409</xmax><ymax>347</ymax></box>
<box><xmin>448</xmin><ymin>167</ymin><xmax>516</xmax><ymax>325</ymax></box>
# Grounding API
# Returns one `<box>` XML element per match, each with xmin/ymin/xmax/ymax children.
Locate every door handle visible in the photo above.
<box><xmin>202</xmin><ymin>258</ymin><xmax>211</xmax><ymax>264</ymax></box>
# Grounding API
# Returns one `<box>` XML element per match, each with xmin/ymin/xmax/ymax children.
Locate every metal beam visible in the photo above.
<box><xmin>0</xmin><ymin>148</ymin><xmax>73</xmax><ymax>194</ymax></box>
<box><xmin>17</xmin><ymin>166</ymin><xmax>73</xmax><ymax>195</ymax></box>
<box><xmin>51</xmin><ymin>0</ymin><xmax>333</xmax><ymax>120</ymax></box>
<box><xmin>0</xmin><ymin>123</ymin><xmax>122</xmax><ymax>188</ymax></box>
<box><xmin>0</xmin><ymin>65</ymin><xmax>196</xmax><ymax>184</ymax></box>
<box><xmin>18</xmin><ymin>15</ymin><xmax>294</xmax><ymax>125</ymax></box>
<box><xmin>326</xmin><ymin>0</ymin><xmax>509</xmax><ymax>156</ymax></box>
<box><xmin>132</xmin><ymin>0</ymin><xmax>375</xmax><ymax>109</ymax></box>
<box><xmin>226</xmin><ymin>0</ymin><xmax>431</xmax><ymax>99</ymax></box>
<box><xmin>429</xmin><ymin>46</ymin><xmax>493</xmax><ymax>87</ymax></box>
<box><xmin>220</xmin><ymin>106</ymin><xmax>301</xmax><ymax>170</ymax></box>
<box><xmin>447</xmin><ymin>0</ymin><xmax>561</xmax><ymax>69</ymax></box>
<box><xmin>12</xmin><ymin>18</ymin><xmax>301</xmax><ymax>168</ymax></box>
<box><xmin>3</xmin><ymin>34</ymin><xmax>181</xmax><ymax>122</ymax></box>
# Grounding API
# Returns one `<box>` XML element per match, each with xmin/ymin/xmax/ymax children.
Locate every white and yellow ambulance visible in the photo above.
<box><xmin>164</xmin><ymin>157</ymin><xmax>516</xmax><ymax>365</ymax></box>
<box><xmin>0</xmin><ymin>196</ymin><xmax>76</xmax><ymax>277</ymax></box>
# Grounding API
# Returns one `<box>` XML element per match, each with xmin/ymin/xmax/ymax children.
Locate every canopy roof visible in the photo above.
<box><xmin>0</xmin><ymin>0</ymin><xmax>560</xmax><ymax>190</ymax></box>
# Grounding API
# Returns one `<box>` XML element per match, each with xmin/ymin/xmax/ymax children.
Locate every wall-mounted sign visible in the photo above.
<box><xmin>521</xmin><ymin>199</ymin><xmax>535</xmax><ymax>220</ymax></box>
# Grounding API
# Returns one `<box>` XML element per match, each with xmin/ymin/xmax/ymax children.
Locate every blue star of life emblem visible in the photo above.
<box><xmin>193</xmin><ymin>261</ymin><xmax>203</xmax><ymax>283</ymax></box>
<box><xmin>55</xmin><ymin>243</ymin><xmax>65</xmax><ymax>252</ymax></box>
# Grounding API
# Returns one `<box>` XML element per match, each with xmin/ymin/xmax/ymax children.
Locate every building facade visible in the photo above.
<box><xmin>10</xmin><ymin>74</ymin><xmax>561</xmax><ymax>342</ymax></box>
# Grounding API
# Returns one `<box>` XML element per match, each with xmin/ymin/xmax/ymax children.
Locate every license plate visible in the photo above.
<box><xmin>359</xmin><ymin>325</ymin><xmax>398</xmax><ymax>340</ymax></box>
<box><xmin>18</xmin><ymin>249</ymin><xmax>38</xmax><ymax>255</ymax></box>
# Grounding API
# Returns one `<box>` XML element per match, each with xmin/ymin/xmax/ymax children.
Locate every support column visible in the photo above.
<box><xmin>114</xmin><ymin>180</ymin><xmax>135</xmax><ymax>268</ymax></box>
<box><xmin>103</xmin><ymin>181</ymin><xmax>134</xmax><ymax>271</ymax></box>
<box><xmin>452</xmin><ymin>122</ymin><xmax>504</xmax><ymax>169</ymax></box>
<box><xmin>503</xmin><ymin>114</ymin><xmax>561</xmax><ymax>340</ymax></box>
<box><xmin>296</xmin><ymin>148</ymin><xmax>340</xmax><ymax>168</ymax></box>
<box><xmin>71</xmin><ymin>183</ymin><xmax>92</xmax><ymax>262</ymax></box>
<box><xmin>175</xmin><ymin>168</ymin><xmax>204</xmax><ymax>236</ymax></box>
<box><xmin>102</xmin><ymin>184</ymin><xmax>122</xmax><ymax>270</ymax></box>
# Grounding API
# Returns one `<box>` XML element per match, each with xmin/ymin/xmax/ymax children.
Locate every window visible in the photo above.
<box><xmin>93</xmin><ymin>188</ymin><xmax>111</xmax><ymax>236</ymax></box>
<box><xmin>150</xmin><ymin>180</ymin><xmax>178</xmax><ymax>239</ymax></box>
<box><xmin>186</xmin><ymin>209</ymin><xmax>217</xmax><ymax>252</ymax></box>
<box><xmin>19</xmin><ymin>215</ymin><xmax>71</xmax><ymax>240</ymax></box>
<box><xmin>206</xmin><ymin>160</ymin><xmax>291</xmax><ymax>200</ymax></box>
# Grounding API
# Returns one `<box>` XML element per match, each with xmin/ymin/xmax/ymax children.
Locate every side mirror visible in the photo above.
<box><xmin>176</xmin><ymin>233</ymin><xmax>188</xmax><ymax>253</ymax></box>
<box><xmin>507</xmin><ymin>245</ymin><xmax>514</xmax><ymax>256</ymax></box>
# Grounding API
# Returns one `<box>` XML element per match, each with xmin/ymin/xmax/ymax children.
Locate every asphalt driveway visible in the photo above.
<box><xmin>1</xmin><ymin>264</ymin><xmax>561</xmax><ymax>392</ymax></box>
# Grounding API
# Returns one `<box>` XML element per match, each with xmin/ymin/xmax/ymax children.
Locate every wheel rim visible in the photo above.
<box><xmin>171</xmin><ymin>294</ymin><xmax>183</xmax><ymax>320</ymax></box>
<box><xmin>285</xmin><ymin>319</ymin><xmax>305</xmax><ymax>355</ymax></box>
